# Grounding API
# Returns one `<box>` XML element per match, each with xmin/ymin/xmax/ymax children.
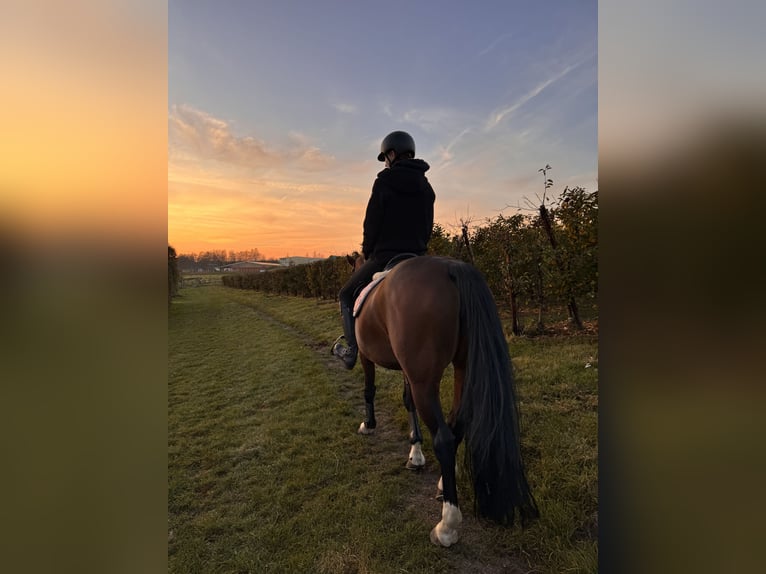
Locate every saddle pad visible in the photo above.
<box><xmin>352</xmin><ymin>269</ymin><xmax>390</xmax><ymax>317</ymax></box>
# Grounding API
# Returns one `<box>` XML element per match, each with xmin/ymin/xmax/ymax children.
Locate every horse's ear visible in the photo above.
<box><xmin>346</xmin><ymin>254</ymin><xmax>356</xmax><ymax>267</ymax></box>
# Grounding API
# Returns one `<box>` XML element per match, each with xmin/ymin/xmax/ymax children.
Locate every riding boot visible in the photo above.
<box><xmin>332</xmin><ymin>303</ymin><xmax>358</xmax><ymax>369</ymax></box>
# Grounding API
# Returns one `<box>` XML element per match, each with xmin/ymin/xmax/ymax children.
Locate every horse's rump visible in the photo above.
<box><xmin>356</xmin><ymin>257</ymin><xmax>461</xmax><ymax>373</ymax></box>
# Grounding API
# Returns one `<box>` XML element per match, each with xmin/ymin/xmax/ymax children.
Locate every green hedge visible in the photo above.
<box><xmin>221</xmin><ymin>256</ymin><xmax>352</xmax><ymax>301</ymax></box>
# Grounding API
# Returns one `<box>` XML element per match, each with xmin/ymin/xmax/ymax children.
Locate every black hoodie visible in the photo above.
<box><xmin>361</xmin><ymin>158</ymin><xmax>435</xmax><ymax>259</ymax></box>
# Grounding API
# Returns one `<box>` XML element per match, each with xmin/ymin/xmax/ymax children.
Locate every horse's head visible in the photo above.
<box><xmin>346</xmin><ymin>252</ymin><xmax>365</xmax><ymax>271</ymax></box>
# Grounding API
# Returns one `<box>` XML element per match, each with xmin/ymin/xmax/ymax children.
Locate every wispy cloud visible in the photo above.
<box><xmin>333</xmin><ymin>102</ymin><xmax>357</xmax><ymax>114</ymax></box>
<box><xmin>484</xmin><ymin>58</ymin><xmax>588</xmax><ymax>131</ymax></box>
<box><xmin>478</xmin><ymin>32</ymin><xmax>513</xmax><ymax>57</ymax></box>
<box><xmin>169</xmin><ymin>104</ymin><xmax>334</xmax><ymax>170</ymax></box>
<box><xmin>401</xmin><ymin>106</ymin><xmax>459</xmax><ymax>133</ymax></box>
<box><xmin>433</xmin><ymin>127</ymin><xmax>472</xmax><ymax>170</ymax></box>
<box><xmin>169</xmin><ymin>104</ymin><xmax>273</xmax><ymax>165</ymax></box>
<box><xmin>285</xmin><ymin>131</ymin><xmax>337</xmax><ymax>170</ymax></box>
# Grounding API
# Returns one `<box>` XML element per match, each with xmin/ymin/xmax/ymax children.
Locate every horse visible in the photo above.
<box><xmin>346</xmin><ymin>253</ymin><xmax>538</xmax><ymax>546</ymax></box>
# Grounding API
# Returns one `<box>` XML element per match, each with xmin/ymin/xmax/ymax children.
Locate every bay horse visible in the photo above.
<box><xmin>347</xmin><ymin>254</ymin><xmax>538</xmax><ymax>546</ymax></box>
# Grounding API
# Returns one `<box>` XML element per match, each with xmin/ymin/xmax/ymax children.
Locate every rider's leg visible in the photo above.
<box><xmin>333</xmin><ymin>257</ymin><xmax>383</xmax><ymax>369</ymax></box>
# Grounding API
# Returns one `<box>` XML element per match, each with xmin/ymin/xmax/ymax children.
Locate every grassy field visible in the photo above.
<box><xmin>169</xmin><ymin>284</ymin><xmax>598</xmax><ymax>573</ymax></box>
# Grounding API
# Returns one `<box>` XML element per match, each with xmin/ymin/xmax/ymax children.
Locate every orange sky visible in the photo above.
<box><xmin>167</xmin><ymin>107</ymin><xmax>370</xmax><ymax>259</ymax></box>
<box><xmin>168</xmin><ymin>181</ymin><xmax>364</xmax><ymax>259</ymax></box>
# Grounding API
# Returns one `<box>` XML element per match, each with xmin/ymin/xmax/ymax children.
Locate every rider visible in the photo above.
<box><xmin>332</xmin><ymin>130</ymin><xmax>436</xmax><ymax>369</ymax></box>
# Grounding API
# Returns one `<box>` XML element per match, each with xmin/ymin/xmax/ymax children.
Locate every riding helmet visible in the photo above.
<box><xmin>377</xmin><ymin>131</ymin><xmax>416</xmax><ymax>162</ymax></box>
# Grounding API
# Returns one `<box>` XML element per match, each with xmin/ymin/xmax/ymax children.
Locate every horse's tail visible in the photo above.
<box><xmin>448</xmin><ymin>260</ymin><xmax>539</xmax><ymax>526</ymax></box>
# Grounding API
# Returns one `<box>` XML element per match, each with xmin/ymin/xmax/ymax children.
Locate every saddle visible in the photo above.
<box><xmin>352</xmin><ymin>253</ymin><xmax>418</xmax><ymax>317</ymax></box>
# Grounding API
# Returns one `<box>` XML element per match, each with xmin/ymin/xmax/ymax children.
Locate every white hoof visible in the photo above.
<box><xmin>358</xmin><ymin>421</ymin><xmax>375</xmax><ymax>435</ymax></box>
<box><xmin>406</xmin><ymin>443</ymin><xmax>426</xmax><ymax>469</ymax></box>
<box><xmin>429</xmin><ymin>502</ymin><xmax>462</xmax><ymax>547</ymax></box>
<box><xmin>430</xmin><ymin>526</ymin><xmax>458</xmax><ymax>547</ymax></box>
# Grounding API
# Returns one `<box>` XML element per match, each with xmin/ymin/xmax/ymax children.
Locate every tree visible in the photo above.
<box><xmin>536</xmin><ymin>165</ymin><xmax>583</xmax><ymax>330</ymax></box>
<box><xmin>427</xmin><ymin>223</ymin><xmax>460</xmax><ymax>257</ymax></box>
<box><xmin>168</xmin><ymin>246</ymin><xmax>180</xmax><ymax>304</ymax></box>
<box><xmin>551</xmin><ymin>187</ymin><xmax>598</xmax><ymax>301</ymax></box>
<box><xmin>473</xmin><ymin>218</ymin><xmax>518</xmax><ymax>331</ymax></box>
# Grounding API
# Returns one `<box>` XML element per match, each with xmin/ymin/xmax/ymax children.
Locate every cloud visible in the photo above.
<box><xmin>333</xmin><ymin>102</ymin><xmax>357</xmax><ymax>114</ymax></box>
<box><xmin>285</xmin><ymin>131</ymin><xmax>336</xmax><ymax>170</ymax></box>
<box><xmin>169</xmin><ymin>104</ymin><xmax>273</xmax><ymax>166</ymax></box>
<box><xmin>484</xmin><ymin>58</ymin><xmax>588</xmax><ymax>131</ymax></box>
<box><xmin>478</xmin><ymin>32</ymin><xmax>513</xmax><ymax>57</ymax></box>
<box><xmin>433</xmin><ymin>127</ymin><xmax>472</xmax><ymax>170</ymax></box>
<box><xmin>168</xmin><ymin>104</ymin><xmax>334</xmax><ymax>170</ymax></box>
<box><xmin>402</xmin><ymin>106</ymin><xmax>460</xmax><ymax>134</ymax></box>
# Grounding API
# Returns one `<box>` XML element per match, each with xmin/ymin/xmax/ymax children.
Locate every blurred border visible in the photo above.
<box><xmin>600</xmin><ymin>1</ymin><xmax>766</xmax><ymax>572</ymax></box>
<box><xmin>1</xmin><ymin>1</ymin><xmax>167</xmax><ymax>573</ymax></box>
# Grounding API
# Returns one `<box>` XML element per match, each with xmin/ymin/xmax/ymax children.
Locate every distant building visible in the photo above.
<box><xmin>222</xmin><ymin>261</ymin><xmax>283</xmax><ymax>273</ymax></box>
<box><xmin>278</xmin><ymin>256</ymin><xmax>324</xmax><ymax>267</ymax></box>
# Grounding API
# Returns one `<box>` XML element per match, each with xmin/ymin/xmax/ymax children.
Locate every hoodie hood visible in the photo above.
<box><xmin>377</xmin><ymin>158</ymin><xmax>430</xmax><ymax>185</ymax></box>
<box><xmin>379</xmin><ymin>158</ymin><xmax>430</xmax><ymax>173</ymax></box>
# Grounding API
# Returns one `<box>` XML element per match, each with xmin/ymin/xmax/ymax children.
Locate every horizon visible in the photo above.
<box><xmin>171</xmin><ymin>248</ymin><xmax>331</xmax><ymax>261</ymax></box>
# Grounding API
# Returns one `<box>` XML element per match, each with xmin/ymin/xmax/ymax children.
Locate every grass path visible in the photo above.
<box><xmin>169</xmin><ymin>285</ymin><xmax>598</xmax><ymax>573</ymax></box>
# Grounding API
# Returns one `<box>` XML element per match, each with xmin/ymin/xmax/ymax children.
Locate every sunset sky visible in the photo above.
<box><xmin>168</xmin><ymin>1</ymin><xmax>597</xmax><ymax>260</ymax></box>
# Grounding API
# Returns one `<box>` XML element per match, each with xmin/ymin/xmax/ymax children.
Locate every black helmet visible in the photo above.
<box><xmin>377</xmin><ymin>130</ymin><xmax>416</xmax><ymax>162</ymax></box>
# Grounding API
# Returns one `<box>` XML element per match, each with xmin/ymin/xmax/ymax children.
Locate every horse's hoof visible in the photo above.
<box><xmin>358</xmin><ymin>422</ymin><xmax>375</xmax><ymax>435</ymax></box>
<box><xmin>429</xmin><ymin>528</ymin><xmax>440</xmax><ymax>546</ymax></box>
<box><xmin>406</xmin><ymin>443</ymin><xmax>425</xmax><ymax>470</ymax></box>
<box><xmin>429</xmin><ymin>525</ymin><xmax>458</xmax><ymax>547</ymax></box>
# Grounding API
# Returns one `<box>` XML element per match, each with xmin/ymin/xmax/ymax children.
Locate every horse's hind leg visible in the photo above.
<box><xmin>403</xmin><ymin>376</ymin><xmax>425</xmax><ymax>470</ymax></box>
<box><xmin>438</xmin><ymin>362</ymin><xmax>466</xmax><ymax>498</ymax></box>
<box><xmin>358</xmin><ymin>354</ymin><xmax>377</xmax><ymax>435</ymax></box>
<box><xmin>411</xmin><ymin>384</ymin><xmax>462</xmax><ymax>547</ymax></box>
<box><xmin>429</xmin><ymin>404</ymin><xmax>462</xmax><ymax>546</ymax></box>
<box><xmin>436</xmin><ymin>362</ymin><xmax>465</xmax><ymax>500</ymax></box>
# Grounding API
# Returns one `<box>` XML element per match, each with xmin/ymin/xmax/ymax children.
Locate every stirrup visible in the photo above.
<box><xmin>331</xmin><ymin>334</ymin><xmax>347</xmax><ymax>354</ymax></box>
<box><xmin>331</xmin><ymin>338</ymin><xmax>357</xmax><ymax>369</ymax></box>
